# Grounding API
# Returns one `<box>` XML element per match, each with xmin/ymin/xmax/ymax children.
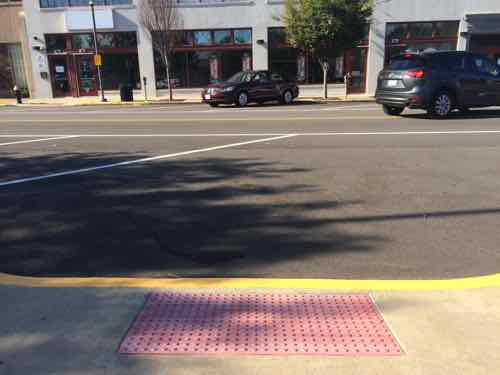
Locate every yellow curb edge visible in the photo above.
<box><xmin>1</xmin><ymin>272</ymin><xmax>499</xmax><ymax>291</ymax></box>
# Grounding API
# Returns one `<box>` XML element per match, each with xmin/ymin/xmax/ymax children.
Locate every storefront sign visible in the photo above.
<box><xmin>36</xmin><ymin>54</ymin><xmax>48</xmax><ymax>74</ymax></box>
<box><xmin>65</xmin><ymin>10</ymin><xmax>114</xmax><ymax>31</ymax></box>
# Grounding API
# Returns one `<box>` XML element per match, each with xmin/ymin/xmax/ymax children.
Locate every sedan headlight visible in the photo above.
<box><xmin>223</xmin><ymin>86</ymin><xmax>235</xmax><ymax>92</ymax></box>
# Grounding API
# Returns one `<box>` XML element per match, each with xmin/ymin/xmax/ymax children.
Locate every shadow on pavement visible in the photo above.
<box><xmin>0</xmin><ymin>153</ymin><xmax>383</xmax><ymax>278</ymax></box>
<box><xmin>402</xmin><ymin>108</ymin><xmax>500</xmax><ymax>120</ymax></box>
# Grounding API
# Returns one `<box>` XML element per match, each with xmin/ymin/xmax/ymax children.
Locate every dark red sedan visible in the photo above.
<box><xmin>202</xmin><ymin>70</ymin><xmax>299</xmax><ymax>107</ymax></box>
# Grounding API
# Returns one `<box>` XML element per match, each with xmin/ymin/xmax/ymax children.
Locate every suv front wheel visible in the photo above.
<box><xmin>382</xmin><ymin>105</ymin><xmax>404</xmax><ymax>116</ymax></box>
<box><xmin>428</xmin><ymin>91</ymin><xmax>453</xmax><ymax>118</ymax></box>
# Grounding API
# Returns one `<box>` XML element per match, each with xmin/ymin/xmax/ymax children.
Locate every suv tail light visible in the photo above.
<box><xmin>405</xmin><ymin>69</ymin><xmax>425</xmax><ymax>79</ymax></box>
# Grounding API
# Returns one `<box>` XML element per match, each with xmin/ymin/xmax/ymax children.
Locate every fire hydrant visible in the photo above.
<box><xmin>13</xmin><ymin>85</ymin><xmax>22</xmax><ymax>104</ymax></box>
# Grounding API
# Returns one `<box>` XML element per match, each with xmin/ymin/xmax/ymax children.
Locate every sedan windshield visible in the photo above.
<box><xmin>227</xmin><ymin>72</ymin><xmax>254</xmax><ymax>83</ymax></box>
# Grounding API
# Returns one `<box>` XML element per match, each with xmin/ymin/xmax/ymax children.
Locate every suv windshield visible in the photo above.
<box><xmin>388</xmin><ymin>55</ymin><xmax>427</xmax><ymax>70</ymax></box>
<box><xmin>227</xmin><ymin>72</ymin><xmax>253</xmax><ymax>83</ymax></box>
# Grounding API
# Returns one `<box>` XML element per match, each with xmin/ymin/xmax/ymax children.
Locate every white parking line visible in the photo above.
<box><xmin>0</xmin><ymin>134</ymin><xmax>296</xmax><ymax>188</ymax></box>
<box><xmin>0</xmin><ymin>135</ymin><xmax>79</xmax><ymax>147</ymax></box>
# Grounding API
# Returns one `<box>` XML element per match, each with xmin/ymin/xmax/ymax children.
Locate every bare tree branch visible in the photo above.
<box><xmin>139</xmin><ymin>0</ymin><xmax>182</xmax><ymax>100</ymax></box>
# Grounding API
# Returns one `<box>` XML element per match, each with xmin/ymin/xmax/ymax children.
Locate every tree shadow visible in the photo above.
<box><xmin>0</xmin><ymin>152</ymin><xmax>384</xmax><ymax>277</ymax></box>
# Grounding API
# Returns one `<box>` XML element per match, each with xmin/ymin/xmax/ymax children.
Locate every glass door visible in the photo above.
<box><xmin>75</xmin><ymin>54</ymin><xmax>97</xmax><ymax>96</ymax></box>
<box><xmin>49</xmin><ymin>55</ymin><xmax>72</xmax><ymax>97</ymax></box>
<box><xmin>345</xmin><ymin>47</ymin><xmax>368</xmax><ymax>94</ymax></box>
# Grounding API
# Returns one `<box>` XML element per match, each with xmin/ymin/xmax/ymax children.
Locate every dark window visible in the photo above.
<box><xmin>234</xmin><ymin>29</ymin><xmax>252</xmax><ymax>44</ymax></box>
<box><xmin>193</xmin><ymin>31</ymin><xmax>212</xmax><ymax>46</ymax></box>
<box><xmin>386</xmin><ymin>23</ymin><xmax>407</xmax><ymax>42</ymax></box>
<box><xmin>114</xmin><ymin>32</ymin><xmax>137</xmax><ymax>48</ymax></box>
<box><xmin>271</xmin><ymin>72</ymin><xmax>284</xmax><ymax>81</ymax></box>
<box><xmin>254</xmin><ymin>71</ymin><xmax>270</xmax><ymax>82</ymax></box>
<box><xmin>434</xmin><ymin>22</ymin><xmax>459</xmax><ymax>38</ymax></box>
<box><xmin>269</xmin><ymin>28</ymin><xmax>288</xmax><ymax>46</ymax></box>
<box><xmin>188</xmin><ymin>51</ymin><xmax>211</xmax><ymax>86</ymax></box>
<box><xmin>46</xmin><ymin>35</ymin><xmax>67</xmax><ymax>53</ymax></box>
<box><xmin>388</xmin><ymin>55</ymin><xmax>427</xmax><ymax>70</ymax></box>
<box><xmin>40</xmin><ymin>0</ymin><xmax>131</xmax><ymax>6</ymax></box>
<box><xmin>431</xmin><ymin>54</ymin><xmax>465</xmax><ymax>71</ymax></box>
<box><xmin>214</xmin><ymin>30</ymin><xmax>232</xmax><ymax>45</ymax></box>
<box><xmin>40</xmin><ymin>0</ymin><xmax>68</xmax><ymax>7</ymax></box>
<box><xmin>101</xmin><ymin>53</ymin><xmax>140</xmax><ymax>90</ymax></box>
<box><xmin>472</xmin><ymin>56</ymin><xmax>499</xmax><ymax>77</ymax></box>
<box><xmin>408</xmin><ymin>22</ymin><xmax>433</xmax><ymax>39</ymax></box>
<box><xmin>174</xmin><ymin>31</ymin><xmax>193</xmax><ymax>47</ymax></box>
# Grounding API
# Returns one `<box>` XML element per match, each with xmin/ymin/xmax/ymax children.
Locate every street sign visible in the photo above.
<box><xmin>94</xmin><ymin>54</ymin><xmax>102</xmax><ymax>66</ymax></box>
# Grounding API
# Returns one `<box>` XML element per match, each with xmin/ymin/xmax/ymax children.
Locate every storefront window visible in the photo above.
<box><xmin>174</xmin><ymin>31</ymin><xmax>193</xmax><ymax>47</ymax></box>
<box><xmin>386</xmin><ymin>23</ymin><xmax>407</xmax><ymax>42</ymax></box>
<box><xmin>72</xmin><ymin>34</ymin><xmax>94</xmax><ymax>50</ymax></box>
<box><xmin>269</xmin><ymin>47</ymin><xmax>298</xmax><ymax>81</ymax></box>
<box><xmin>188</xmin><ymin>51</ymin><xmax>211</xmax><ymax>86</ymax></box>
<box><xmin>269</xmin><ymin>28</ymin><xmax>288</xmax><ymax>46</ymax></box>
<box><xmin>193</xmin><ymin>31</ymin><xmax>212</xmax><ymax>46</ymax></box>
<box><xmin>97</xmin><ymin>33</ymin><xmax>114</xmax><ymax>49</ymax></box>
<box><xmin>408</xmin><ymin>22</ymin><xmax>434</xmax><ymax>39</ymax></box>
<box><xmin>214</xmin><ymin>30</ymin><xmax>232</xmax><ymax>45</ymax></box>
<box><xmin>46</xmin><ymin>35</ymin><xmax>67</xmax><ymax>53</ymax></box>
<box><xmin>40</xmin><ymin>0</ymin><xmax>131</xmax><ymax>7</ymax></box>
<box><xmin>220</xmin><ymin>50</ymin><xmax>250</xmax><ymax>80</ymax></box>
<box><xmin>234</xmin><ymin>29</ymin><xmax>252</xmax><ymax>45</ymax></box>
<box><xmin>434</xmin><ymin>22</ymin><xmax>459</xmax><ymax>38</ymax></box>
<box><xmin>101</xmin><ymin>53</ymin><xmax>140</xmax><ymax>90</ymax></box>
<box><xmin>115</xmin><ymin>32</ymin><xmax>137</xmax><ymax>48</ymax></box>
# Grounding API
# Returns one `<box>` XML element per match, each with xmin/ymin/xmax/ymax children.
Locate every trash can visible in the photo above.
<box><xmin>120</xmin><ymin>84</ymin><xmax>133</xmax><ymax>102</ymax></box>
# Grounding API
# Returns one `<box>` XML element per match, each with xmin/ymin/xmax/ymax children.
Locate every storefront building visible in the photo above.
<box><xmin>21</xmin><ymin>0</ymin><xmax>500</xmax><ymax>99</ymax></box>
<box><xmin>0</xmin><ymin>0</ymin><xmax>31</xmax><ymax>97</ymax></box>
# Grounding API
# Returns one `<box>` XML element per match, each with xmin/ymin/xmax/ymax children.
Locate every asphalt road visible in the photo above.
<box><xmin>1</xmin><ymin>102</ymin><xmax>500</xmax><ymax>279</ymax></box>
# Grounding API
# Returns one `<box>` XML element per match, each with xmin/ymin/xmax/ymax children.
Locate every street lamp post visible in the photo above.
<box><xmin>89</xmin><ymin>1</ymin><xmax>106</xmax><ymax>102</ymax></box>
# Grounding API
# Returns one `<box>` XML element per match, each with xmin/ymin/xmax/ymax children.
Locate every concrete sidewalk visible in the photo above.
<box><xmin>0</xmin><ymin>84</ymin><xmax>373</xmax><ymax>107</ymax></box>
<box><xmin>0</xmin><ymin>284</ymin><xmax>498</xmax><ymax>375</ymax></box>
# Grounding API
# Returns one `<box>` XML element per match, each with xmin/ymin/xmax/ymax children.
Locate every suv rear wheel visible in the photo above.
<box><xmin>428</xmin><ymin>91</ymin><xmax>453</xmax><ymax>118</ymax></box>
<box><xmin>382</xmin><ymin>105</ymin><xmax>404</xmax><ymax>116</ymax></box>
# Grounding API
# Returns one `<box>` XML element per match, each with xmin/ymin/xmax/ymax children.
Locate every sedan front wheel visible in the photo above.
<box><xmin>236</xmin><ymin>92</ymin><xmax>249</xmax><ymax>107</ymax></box>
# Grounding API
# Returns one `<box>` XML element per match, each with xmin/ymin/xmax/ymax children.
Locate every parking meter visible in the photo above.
<box><xmin>143</xmin><ymin>76</ymin><xmax>148</xmax><ymax>101</ymax></box>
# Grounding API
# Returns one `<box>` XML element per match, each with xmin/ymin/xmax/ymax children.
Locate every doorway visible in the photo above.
<box><xmin>345</xmin><ymin>47</ymin><xmax>368</xmax><ymax>94</ymax></box>
<box><xmin>74</xmin><ymin>54</ymin><xmax>97</xmax><ymax>96</ymax></box>
<box><xmin>49</xmin><ymin>55</ymin><xmax>72</xmax><ymax>97</ymax></box>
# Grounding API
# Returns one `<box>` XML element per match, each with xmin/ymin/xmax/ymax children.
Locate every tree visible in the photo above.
<box><xmin>139</xmin><ymin>0</ymin><xmax>181</xmax><ymax>101</ymax></box>
<box><xmin>283</xmin><ymin>0</ymin><xmax>373</xmax><ymax>98</ymax></box>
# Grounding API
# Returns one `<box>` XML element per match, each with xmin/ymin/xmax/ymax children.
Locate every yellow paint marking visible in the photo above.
<box><xmin>0</xmin><ymin>116</ymin><xmax>398</xmax><ymax>123</ymax></box>
<box><xmin>1</xmin><ymin>272</ymin><xmax>499</xmax><ymax>291</ymax></box>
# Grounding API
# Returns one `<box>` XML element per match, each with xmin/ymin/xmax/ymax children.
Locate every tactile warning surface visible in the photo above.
<box><xmin>119</xmin><ymin>292</ymin><xmax>402</xmax><ymax>356</ymax></box>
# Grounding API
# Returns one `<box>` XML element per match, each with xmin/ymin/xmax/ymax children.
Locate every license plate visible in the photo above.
<box><xmin>386</xmin><ymin>79</ymin><xmax>399</xmax><ymax>87</ymax></box>
<box><xmin>204</xmin><ymin>94</ymin><xmax>211</xmax><ymax>100</ymax></box>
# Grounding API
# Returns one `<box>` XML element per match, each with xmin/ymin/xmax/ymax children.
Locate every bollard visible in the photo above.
<box><xmin>13</xmin><ymin>85</ymin><xmax>22</xmax><ymax>104</ymax></box>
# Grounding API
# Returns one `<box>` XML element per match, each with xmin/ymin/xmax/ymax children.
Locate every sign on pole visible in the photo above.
<box><xmin>94</xmin><ymin>54</ymin><xmax>102</xmax><ymax>66</ymax></box>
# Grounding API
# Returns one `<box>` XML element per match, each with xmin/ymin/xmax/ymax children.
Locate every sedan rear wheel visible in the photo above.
<box><xmin>236</xmin><ymin>92</ymin><xmax>248</xmax><ymax>107</ymax></box>
<box><xmin>281</xmin><ymin>90</ymin><xmax>294</xmax><ymax>105</ymax></box>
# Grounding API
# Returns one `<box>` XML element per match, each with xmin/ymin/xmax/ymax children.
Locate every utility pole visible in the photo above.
<box><xmin>89</xmin><ymin>1</ymin><xmax>106</xmax><ymax>102</ymax></box>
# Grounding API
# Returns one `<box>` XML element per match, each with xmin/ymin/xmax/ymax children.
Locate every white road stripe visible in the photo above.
<box><xmin>0</xmin><ymin>134</ymin><xmax>296</xmax><ymax>187</ymax></box>
<box><xmin>0</xmin><ymin>105</ymin><xmax>378</xmax><ymax>115</ymax></box>
<box><xmin>0</xmin><ymin>135</ymin><xmax>79</xmax><ymax>146</ymax></box>
<box><xmin>2</xmin><ymin>130</ymin><xmax>500</xmax><ymax>138</ymax></box>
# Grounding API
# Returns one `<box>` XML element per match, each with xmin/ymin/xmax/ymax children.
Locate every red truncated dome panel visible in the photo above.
<box><xmin>119</xmin><ymin>292</ymin><xmax>402</xmax><ymax>356</ymax></box>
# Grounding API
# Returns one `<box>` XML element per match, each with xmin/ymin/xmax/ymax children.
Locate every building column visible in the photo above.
<box><xmin>252</xmin><ymin>25</ymin><xmax>268</xmax><ymax>70</ymax></box>
<box><xmin>366</xmin><ymin>17</ymin><xmax>385</xmax><ymax>96</ymax></box>
<box><xmin>136</xmin><ymin>27</ymin><xmax>157</xmax><ymax>98</ymax></box>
